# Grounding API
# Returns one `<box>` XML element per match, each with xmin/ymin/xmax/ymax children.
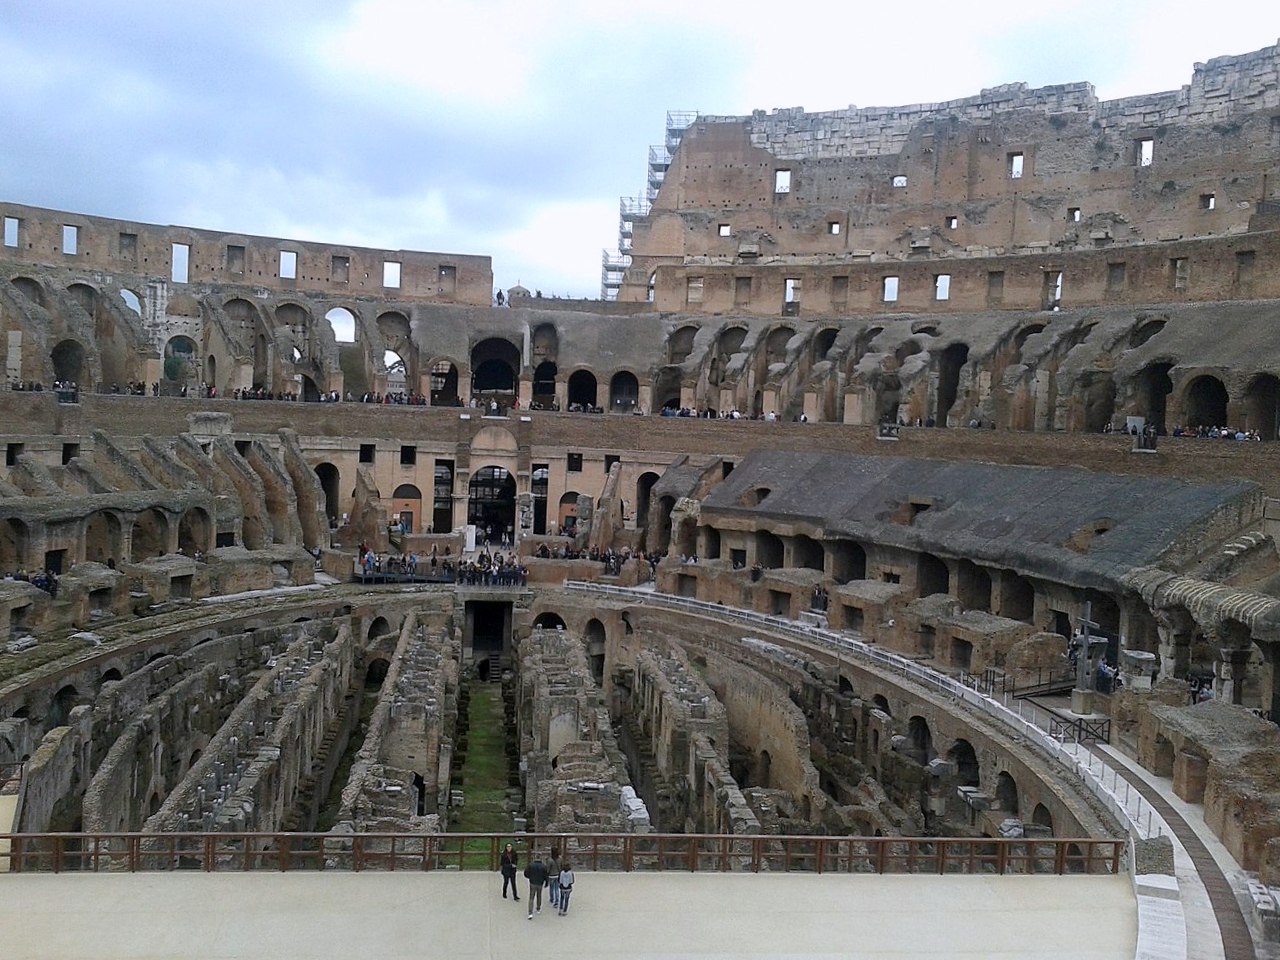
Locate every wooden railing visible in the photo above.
<box><xmin>0</xmin><ymin>832</ymin><xmax>1124</xmax><ymax>876</ymax></box>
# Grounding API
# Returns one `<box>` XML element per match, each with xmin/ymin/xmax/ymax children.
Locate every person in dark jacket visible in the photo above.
<box><xmin>523</xmin><ymin>852</ymin><xmax>549</xmax><ymax>918</ymax></box>
<box><xmin>500</xmin><ymin>843</ymin><xmax>520</xmax><ymax>901</ymax></box>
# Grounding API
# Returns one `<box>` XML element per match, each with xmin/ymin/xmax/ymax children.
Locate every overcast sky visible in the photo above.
<box><xmin>2</xmin><ymin>2</ymin><xmax>1277</xmax><ymax>298</ymax></box>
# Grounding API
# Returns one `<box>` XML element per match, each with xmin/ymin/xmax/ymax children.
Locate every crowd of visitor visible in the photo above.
<box><xmin>2</xmin><ymin>568</ymin><xmax>59</xmax><ymax>597</ymax></box>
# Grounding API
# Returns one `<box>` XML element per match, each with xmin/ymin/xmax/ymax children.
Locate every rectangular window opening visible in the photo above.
<box><xmin>718</xmin><ymin>223</ymin><xmax>731</xmax><ymax>237</ymax></box>
<box><xmin>1068</xmin><ymin>207</ymin><xmax>1082</xmax><ymax>222</ymax></box>
<box><xmin>891</xmin><ymin>175</ymin><xmax>907</xmax><ymax>188</ymax></box>
<box><xmin>119</xmin><ymin>232</ymin><xmax>137</xmax><ymax>260</ymax></box>
<box><xmin>1237</xmin><ymin>250</ymin><xmax>1256</xmax><ymax>284</ymax></box>
<box><xmin>279</xmin><ymin>250</ymin><xmax>298</xmax><ymax>280</ymax></box>
<box><xmin>1008</xmin><ymin>152</ymin><xmax>1024</xmax><ymax>179</ymax></box>
<box><xmin>62</xmin><ymin>225</ymin><xmax>78</xmax><ymax>255</ymax></box>
<box><xmin>1107</xmin><ymin>262</ymin><xmax>1127</xmax><ymax>292</ymax></box>
<box><xmin>604</xmin><ymin>454</ymin><xmax>621</xmax><ymax>473</ymax></box>
<box><xmin>831</xmin><ymin>275</ymin><xmax>849</xmax><ymax>308</ymax></box>
<box><xmin>61</xmin><ymin>442</ymin><xmax>80</xmax><ymax>465</ymax></box>
<box><xmin>171</xmin><ymin>243</ymin><xmax>190</xmax><ymax>284</ymax></box>
<box><xmin>1171</xmin><ymin>257</ymin><xmax>1189</xmax><ymax>291</ymax></box>
<box><xmin>383</xmin><ymin>260</ymin><xmax>402</xmax><ymax>288</ymax></box>
<box><xmin>226</xmin><ymin>244</ymin><xmax>245</xmax><ymax>274</ymax></box>
<box><xmin>359</xmin><ymin>443</ymin><xmax>376</xmax><ymax>464</ymax></box>
<box><xmin>828</xmin><ymin>221</ymin><xmax>841</xmax><ymax>235</ymax></box>
<box><xmin>400</xmin><ymin>445</ymin><xmax>417</xmax><ymax>466</ymax></box>
<box><xmin>1137</xmin><ymin>138</ymin><xmax>1154</xmax><ymax>167</ymax></box>
<box><xmin>332</xmin><ymin>256</ymin><xmax>350</xmax><ymax>283</ymax></box>
<box><xmin>734</xmin><ymin>276</ymin><xmax>752</xmax><ymax>306</ymax></box>
<box><xmin>438</xmin><ymin>264</ymin><xmax>457</xmax><ymax>295</ymax></box>
<box><xmin>934</xmin><ymin>274</ymin><xmax>951</xmax><ymax>301</ymax></box>
<box><xmin>6</xmin><ymin>442</ymin><xmax>24</xmax><ymax>467</ymax></box>
<box><xmin>567</xmin><ymin>452</ymin><xmax>583</xmax><ymax>472</ymax></box>
<box><xmin>945</xmin><ymin>216</ymin><xmax>958</xmax><ymax>230</ymax></box>
<box><xmin>987</xmin><ymin>271</ymin><xmax>1005</xmax><ymax>305</ymax></box>
<box><xmin>774</xmin><ymin>169</ymin><xmax>792</xmax><ymax>193</ymax></box>
<box><xmin>882</xmin><ymin>276</ymin><xmax>900</xmax><ymax>303</ymax></box>
<box><xmin>783</xmin><ymin>277</ymin><xmax>801</xmax><ymax>315</ymax></box>
<box><xmin>1043</xmin><ymin>270</ymin><xmax>1063</xmax><ymax>311</ymax></box>
<box><xmin>1200</xmin><ymin>193</ymin><xmax>1216</xmax><ymax>210</ymax></box>
<box><xmin>686</xmin><ymin>276</ymin><xmax>704</xmax><ymax>305</ymax></box>
<box><xmin>3</xmin><ymin>216</ymin><xmax>18</xmax><ymax>248</ymax></box>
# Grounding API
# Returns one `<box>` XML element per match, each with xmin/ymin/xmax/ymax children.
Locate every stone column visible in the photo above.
<box><xmin>1215</xmin><ymin>646</ymin><xmax>1253</xmax><ymax>705</ymax></box>
<box><xmin>1154</xmin><ymin>607</ymin><xmax>1195</xmax><ymax>682</ymax></box>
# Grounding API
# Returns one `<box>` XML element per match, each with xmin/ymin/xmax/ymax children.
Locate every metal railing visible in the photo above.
<box><xmin>565</xmin><ymin>582</ymin><xmax>1166</xmax><ymax>842</ymax></box>
<box><xmin>0</xmin><ymin>831</ymin><xmax>1123</xmax><ymax>876</ymax></box>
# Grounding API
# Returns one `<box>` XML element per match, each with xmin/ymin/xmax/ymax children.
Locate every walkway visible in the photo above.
<box><xmin>0</xmin><ymin>870</ymin><xmax>1136</xmax><ymax>960</ymax></box>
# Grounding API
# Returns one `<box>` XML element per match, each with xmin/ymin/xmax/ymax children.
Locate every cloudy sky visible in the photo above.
<box><xmin>2</xmin><ymin>2</ymin><xmax>1277</xmax><ymax>298</ymax></box>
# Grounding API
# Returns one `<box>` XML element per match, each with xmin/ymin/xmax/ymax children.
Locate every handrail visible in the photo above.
<box><xmin>0</xmin><ymin>831</ymin><xmax>1123</xmax><ymax>876</ymax></box>
<box><xmin>565</xmin><ymin>582</ymin><xmax>1167</xmax><ymax>843</ymax></box>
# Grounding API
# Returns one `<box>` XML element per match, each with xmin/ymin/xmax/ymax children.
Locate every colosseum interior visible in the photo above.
<box><xmin>6</xmin><ymin>37</ymin><xmax>1280</xmax><ymax>960</ymax></box>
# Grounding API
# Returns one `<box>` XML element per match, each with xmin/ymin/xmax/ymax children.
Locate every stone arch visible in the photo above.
<box><xmin>947</xmin><ymin>739</ymin><xmax>980</xmax><ymax>787</ymax></box>
<box><xmin>430</xmin><ymin>359</ymin><xmax>459</xmax><ymax>406</ymax></box>
<box><xmin>669</xmin><ymin>325</ymin><xmax>698</xmax><ymax>365</ymax></box>
<box><xmin>907</xmin><ymin>715</ymin><xmax>935</xmax><ymax>763</ymax></box>
<box><xmin>918</xmin><ymin>553</ymin><xmax>950</xmax><ymax>597</ymax></box>
<box><xmin>49</xmin><ymin>684</ymin><xmax>79</xmax><ymax>728</ymax></box>
<box><xmin>324</xmin><ymin>306</ymin><xmax>358</xmax><ymax>344</ymax></box>
<box><xmin>1245</xmin><ymin>373</ymin><xmax>1280</xmax><ymax>440</ymax></box>
<box><xmin>558</xmin><ymin>491</ymin><xmax>580</xmax><ymax>534</ymax></box>
<box><xmin>793</xmin><ymin>535</ymin><xmax>824</xmax><ymax>571</ymax></box>
<box><xmin>1134</xmin><ymin>362</ymin><xmax>1174</xmax><ymax>433</ymax></box>
<box><xmin>1013</xmin><ymin>322</ymin><xmax>1046</xmax><ymax>356</ymax></box>
<box><xmin>378</xmin><ymin>310</ymin><xmax>416</xmax><ymax>391</ymax></box>
<box><xmin>314</xmin><ymin>463</ymin><xmax>340</xmax><ymax>524</ymax></box>
<box><xmin>999</xmin><ymin>572</ymin><xmax>1035</xmax><ymax>623</ymax></box>
<box><xmin>1183</xmin><ymin>374</ymin><xmax>1228</xmax><ymax>428</ymax></box>
<box><xmin>99</xmin><ymin>667</ymin><xmax>123</xmax><ymax>686</ymax></box>
<box><xmin>811</xmin><ymin>327</ymin><xmax>839</xmax><ymax>364</ymax></box>
<box><xmin>162</xmin><ymin>335</ymin><xmax>199</xmax><ymax>389</ymax></box>
<box><xmin>367</xmin><ymin>617</ymin><xmax>393</xmax><ymax>641</ymax></box>
<box><xmin>84</xmin><ymin>510</ymin><xmax>123</xmax><ymax>565</ymax></box>
<box><xmin>131</xmin><ymin>508</ymin><xmax>170</xmax><ymax>562</ymax></box>
<box><xmin>531</xmin><ymin>322</ymin><xmax>559</xmax><ymax>364</ymax></box>
<box><xmin>177</xmin><ymin>507</ymin><xmax>211</xmax><ymax>555</ymax></box>
<box><xmin>365</xmin><ymin>658</ymin><xmax>391</xmax><ymax>686</ymax></box>
<box><xmin>533</xmin><ymin>612</ymin><xmax>567</xmax><ymax>631</ymax></box>
<box><xmin>995</xmin><ymin>771</ymin><xmax>1019</xmax><ymax>814</ymax></box>
<box><xmin>765</xmin><ymin>326</ymin><xmax>794</xmax><ymax>365</ymax></box>
<box><xmin>11</xmin><ymin>276</ymin><xmax>45</xmax><ymax>306</ymax></box>
<box><xmin>935</xmin><ymin>342</ymin><xmax>970</xmax><ymax>426</ymax></box>
<box><xmin>1077</xmin><ymin>371</ymin><xmax>1116</xmax><ymax>433</ymax></box>
<box><xmin>1</xmin><ymin>517</ymin><xmax>30</xmax><ymax>571</ymax></box>
<box><xmin>471</xmin><ymin>337</ymin><xmax>520</xmax><ymax>398</ymax></box>
<box><xmin>635</xmin><ymin>471</ymin><xmax>661</xmax><ymax>537</ymax></box>
<box><xmin>567</xmin><ymin>369</ymin><xmax>598</xmax><ymax>409</ymax></box>
<box><xmin>872</xmin><ymin>694</ymin><xmax>891</xmax><ymax>717</ymax></box>
<box><xmin>50</xmin><ymin>339</ymin><xmax>86</xmax><ymax>384</ymax></box>
<box><xmin>469</xmin><ymin>466</ymin><xmax>516</xmax><ymax>538</ymax></box>
<box><xmin>609</xmin><ymin>370</ymin><xmax>640</xmax><ymax>412</ymax></box>
<box><xmin>392</xmin><ymin>484</ymin><xmax>423</xmax><ymax>534</ymax></box>
<box><xmin>832</xmin><ymin>540</ymin><xmax>867</xmax><ymax>583</ymax></box>
<box><xmin>1031</xmin><ymin>803</ymin><xmax>1054</xmax><ymax>833</ymax></box>
<box><xmin>1129</xmin><ymin>318</ymin><xmax>1166</xmax><ymax>349</ymax></box>
<box><xmin>653</xmin><ymin>367</ymin><xmax>683</xmax><ymax>411</ymax></box>
<box><xmin>67</xmin><ymin>282</ymin><xmax>97</xmax><ymax>314</ymax></box>
<box><xmin>532</xmin><ymin>361</ymin><xmax>557</xmax><ymax>404</ymax></box>
<box><xmin>755</xmin><ymin>530</ymin><xmax>783</xmax><ymax>568</ymax></box>
<box><xmin>119</xmin><ymin>289</ymin><xmax>142</xmax><ymax>316</ymax></box>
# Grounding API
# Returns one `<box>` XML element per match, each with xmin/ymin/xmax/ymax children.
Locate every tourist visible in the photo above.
<box><xmin>546</xmin><ymin>846</ymin><xmax>561</xmax><ymax>909</ymax></box>
<box><xmin>557</xmin><ymin>860</ymin><xmax>574</xmax><ymax>915</ymax></box>
<box><xmin>500</xmin><ymin>843</ymin><xmax>520</xmax><ymax>901</ymax></box>
<box><xmin>524</xmin><ymin>851</ymin><xmax>548</xmax><ymax>918</ymax></box>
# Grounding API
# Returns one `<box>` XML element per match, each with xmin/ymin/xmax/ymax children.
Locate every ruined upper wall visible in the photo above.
<box><xmin>0</xmin><ymin>202</ymin><xmax>493</xmax><ymax>306</ymax></box>
<box><xmin>699</xmin><ymin>40</ymin><xmax>1280</xmax><ymax>161</ymax></box>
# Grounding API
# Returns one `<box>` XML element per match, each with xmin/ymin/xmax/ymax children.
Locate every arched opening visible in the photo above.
<box><xmin>205</xmin><ymin>355</ymin><xmax>217</xmax><ymax>387</ymax></box>
<box><xmin>947</xmin><ymin>739</ymin><xmax>980</xmax><ymax>788</ymax></box>
<box><xmin>668</xmin><ymin>326</ymin><xmax>698</xmax><ymax>365</ymax></box>
<box><xmin>1245</xmin><ymin>374</ymin><xmax>1280</xmax><ymax>440</ymax></box>
<box><xmin>84</xmin><ymin>510</ymin><xmax>123</xmax><ymax>566</ymax></box>
<box><xmin>1031</xmin><ymin>803</ymin><xmax>1054</xmax><ymax>834</ymax></box>
<box><xmin>368</xmin><ymin>617</ymin><xmax>393</xmax><ymax>640</ymax></box>
<box><xmin>391</xmin><ymin>484</ymin><xmax>423</xmax><ymax>535</ymax></box>
<box><xmin>907</xmin><ymin>715</ymin><xmax>935</xmax><ymax>764</ymax></box>
<box><xmin>470</xmin><ymin>338</ymin><xmax>520</xmax><ymax>403</ymax></box>
<box><xmin>365</xmin><ymin>658</ymin><xmax>392</xmax><ymax>686</ymax></box>
<box><xmin>119</xmin><ymin>289</ymin><xmax>143</xmax><ymax>315</ymax></box>
<box><xmin>163</xmin><ymin>335</ymin><xmax>198</xmax><ymax>388</ymax></box>
<box><xmin>609</xmin><ymin>371</ymin><xmax>639</xmax><ymax>412</ymax></box>
<box><xmin>872</xmin><ymin>694</ymin><xmax>891</xmax><ymax>717</ymax></box>
<box><xmin>875</xmin><ymin>374</ymin><xmax>902</xmax><ymax>424</ymax></box>
<box><xmin>935</xmin><ymin>342</ymin><xmax>970</xmax><ymax>426</ymax></box>
<box><xmin>812</xmin><ymin>327</ymin><xmax>839</xmax><ymax>363</ymax></box>
<box><xmin>756</xmin><ymin>749</ymin><xmax>772</xmax><ymax>788</ymax></box>
<box><xmin>1129</xmin><ymin>318</ymin><xmax>1166</xmax><ymax>349</ymax></box>
<box><xmin>567</xmin><ymin>370</ymin><xmax>598</xmax><ymax>410</ymax></box>
<box><xmin>956</xmin><ymin>559</ymin><xmax>992</xmax><ymax>612</ymax></box>
<box><xmin>468</xmin><ymin>466</ymin><xmax>516</xmax><ymax>540</ymax></box>
<box><xmin>765</xmin><ymin>326</ymin><xmax>794</xmax><ymax>366</ymax></box>
<box><xmin>532</xmin><ymin>361</ymin><xmax>558</xmax><ymax>406</ymax></box>
<box><xmin>1135</xmin><ymin>362</ymin><xmax>1174</xmax><ymax>433</ymax></box>
<box><xmin>384</xmin><ymin>349</ymin><xmax>407</xmax><ymax>395</ymax></box>
<box><xmin>430</xmin><ymin>360</ymin><xmax>459</xmax><ymax>406</ymax></box>
<box><xmin>653</xmin><ymin>367</ymin><xmax>683</xmax><ymax>412</ymax></box>
<box><xmin>585</xmin><ymin>618</ymin><xmax>606</xmax><ymax>685</ymax></box>
<box><xmin>1184</xmin><ymin>375</ymin><xmax>1228</xmax><ymax>428</ymax></box>
<box><xmin>325</xmin><ymin>307</ymin><xmax>357</xmax><ymax>343</ymax></box>
<box><xmin>1013</xmin><ymin>323</ymin><xmax>1046</xmax><ymax>356</ymax></box>
<box><xmin>999</xmin><ymin>572</ymin><xmax>1035</xmax><ymax>623</ymax></box>
<box><xmin>831</xmin><ymin>540</ymin><xmax>867</xmax><ymax>583</ymax></box>
<box><xmin>557</xmin><ymin>491</ymin><xmax>580</xmax><ymax>536</ymax></box>
<box><xmin>635</xmin><ymin>472</ymin><xmax>661</xmax><ymax>537</ymax></box>
<box><xmin>654</xmin><ymin>495</ymin><xmax>675</xmax><ymax>554</ymax></box>
<box><xmin>51</xmin><ymin>339</ymin><xmax>86</xmax><ymax>385</ymax></box>
<box><xmin>917</xmin><ymin>553</ymin><xmax>950</xmax><ymax>597</ymax></box>
<box><xmin>533</xmin><ymin>612</ymin><xmax>567</xmax><ymax>631</ymax></box>
<box><xmin>11</xmin><ymin>276</ymin><xmax>44</xmax><ymax>306</ymax></box>
<box><xmin>50</xmin><ymin>684</ymin><xmax>79</xmax><ymax>728</ymax></box>
<box><xmin>99</xmin><ymin>668</ymin><xmax>123</xmax><ymax>686</ymax></box>
<box><xmin>755</xmin><ymin>531</ymin><xmax>783</xmax><ymax>569</ymax></box>
<box><xmin>793</xmin><ymin>535</ymin><xmax>824</xmax><ymax>571</ymax></box>
<box><xmin>1078</xmin><ymin>371</ymin><xmax>1116</xmax><ymax>433</ymax></box>
<box><xmin>1</xmin><ymin>517</ymin><xmax>29</xmax><ymax>571</ymax></box>
<box><xmin>995</xmin><ymin>771</ymin><xmax>1019</xmax><ymax>814</ymax></box>
<box><xmin>313</xmin><ymin>463</ymin><xmax>340</xmax><ymax>526</ymax></box>
<box><xmin>131</xmin><ymin>508</ymin><xmax>170</xmax><ymax>562</ymax></box>
<box><xmin>177</xmin><ymin>507</ymin><xmax>211</xmax><ymax>555</ymax></box>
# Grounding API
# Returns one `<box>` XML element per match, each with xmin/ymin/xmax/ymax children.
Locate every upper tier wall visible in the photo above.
<box><xmin>0</xmin><ymin>202</ymin><xmax>493</xmax><ymax>306</ymax></box>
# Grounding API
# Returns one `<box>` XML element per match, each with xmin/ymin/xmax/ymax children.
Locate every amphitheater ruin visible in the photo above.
<box><xmin>6</xmin><ymin>37</ymin><xmax>1280</xmax><ymax>960</ymax></box>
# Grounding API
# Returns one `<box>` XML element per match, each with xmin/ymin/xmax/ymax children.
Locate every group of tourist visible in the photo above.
<box><xmin>1</xmin><ymin>568</ymin><xmax>59</xmax><ymax>597</ymax></box>
<box><xmin>500</xmin><ymin>844</ymin><xmax>575</xmax><ymax>918</ymax></box>
<box><xmin>659</xmin><ymin>406</ymin><xmax>809</xmax><ymax>422</ymax></box>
